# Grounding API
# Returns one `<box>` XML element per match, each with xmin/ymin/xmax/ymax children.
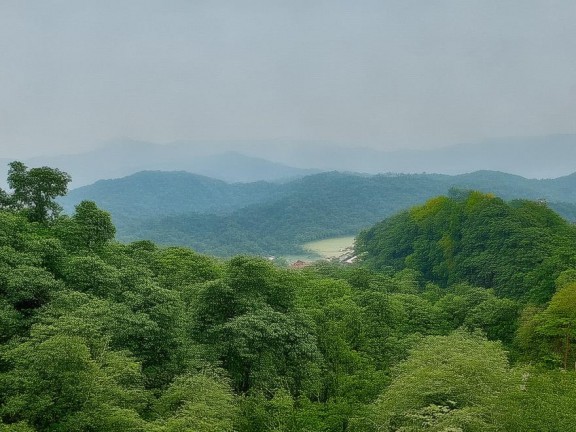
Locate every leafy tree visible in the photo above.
<box><xmin>518</xmin><ymin>282</ymin><xmax>576</xmax><ymax>369</ymax></box>
<box><xmin>152</xmin><ymin>372</ymin><xmax>236</xmax><ymax>432</ymax></box>
<box><xmin>357</xmin><ymin>191</ymin><xmax>576</xmax><ymax>301</ymax></box>
<box><xmin>496</xmin><ymin>369</ymin><xmax>576</xmax><ymax>432</ymax></box>
<box><xmin>0</xmin><ymin>299</ymin><xmax>23</xmax><ymax>342</ymax></box>
<box><xmin>62</xmin><ymin>255</ymin><xmax>121</xmax><ymax>297</ymax></box>
<box><xmin>3</xmin><ymin>161</ymin><xmax>71</xmax><ymax>223</ymax></box>
<box><xmin>55</xmin><ymin>201</ymin><xmax>115</xmax><ymax>252</ymax></box>
<box><xmin>2</xmin><ymin>265</ymin><xmax>63</xmax><ymax>313</ymax></box>
<box><xmin>361</xmin><ymin>330</ymin><xmax>517</xmax><ymax>431</ymax></box>
<box><xmin>218</xmin><ymin>307</ymin><xmax>320</xmax><ymax>395</ymax></box>
<box><xmin>0</xmin><ymin>334</ymin><xmax>147</xmax><ymax>430</ymax></box>
<box><xmin>463</xmin><ymin>296</ymin><xmax>519</xmax><ymax>343</ymax></box>
<box><xmin>152</xmin><ymin>247</ymin><xmax>222</xmax><ymax>290</ymax></box>
<box><xmin>0</xmin><ymin>421</ymin><xmax>35</xmax><ymax>432</ymax></box>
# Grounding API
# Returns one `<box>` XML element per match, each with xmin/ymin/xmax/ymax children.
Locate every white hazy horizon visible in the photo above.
<box><xmin>1</xmin><ymin>1</ymin><xmax>575</xmax><ymax>159</ymax></box>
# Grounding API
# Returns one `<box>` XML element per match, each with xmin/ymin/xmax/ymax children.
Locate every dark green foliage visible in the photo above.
<box><xmin>60</xmin><ymin>170</ymin><xmax>282</xmax><ymax>218</ymax></box>
<box><xmin>3</xmin><ymin>161</ymin><xmax>71</xmax><ymax>223</ymax></box>
<box><xmin>218</xmin><ymin>307</ymin><xmax>321</xmax><ymax>394</ymax></box>
<box><xmin>1</xmin><ymin>334</ymin><xmax>147</xmax><ymax>431</ymax></box>
<box><xmin>191</xmin><ymin>257</ymin><xmax>321</xmax><ymax>395</ymax></box>
<box><xmin>54</xmin><ymin>201</ymin><xmax>115</xmax><ymax>252</ymax></box>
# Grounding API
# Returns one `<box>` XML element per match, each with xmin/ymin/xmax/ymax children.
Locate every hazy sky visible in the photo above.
<box><xmin>1</xmin><ymin>0</ymin><xmax>575</xmax><ymax>158</ymax></box>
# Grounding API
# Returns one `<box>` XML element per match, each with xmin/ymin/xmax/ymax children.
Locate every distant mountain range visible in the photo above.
<box><xmin>2</xmin><ymin>134</ymin><xmax>575</xmax><ymax>188</ymax></box>
<box><xmin>0</xmin><ymin>141</ymin><xmax>319</xmax><ymax>187</ymax></box>
<box><xmin>60</xmin><ymin>169</ymin><xmax>576</xmax><ymax>257</ymax></box>
<box><xmin>240</xmin><ymin>134</ymin><xmax>576</xmax><ymax>179</ymax></box>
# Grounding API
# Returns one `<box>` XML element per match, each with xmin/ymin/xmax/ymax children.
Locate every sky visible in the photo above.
<box><xmin>1</xmin><ymin>0</ymin><xmax>575</xmax><ymax>159</ymax></box>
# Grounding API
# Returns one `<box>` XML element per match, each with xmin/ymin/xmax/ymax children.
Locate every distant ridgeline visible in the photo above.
<box><xmin>60</xmin><ymin>169</ymin><xmax>576</xmax><ymax>256</ymax></box>
<box><xmin>356</xmin><ymin>191</ymin><xmax>576</xmax><ymax>302</ymax></box>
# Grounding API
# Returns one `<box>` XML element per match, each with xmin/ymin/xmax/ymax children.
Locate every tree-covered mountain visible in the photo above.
<box><xmin>60</xmin><ymin>169</ymin><xmax>576</xmax><ymax>256</ymax></box>
<box><xmin>356</xmin><ymin>191</ymin><xmax>576</xmax><ymax>302</ymax></box>
<box><xmin>2</xmin><ymin>163</ymin><xmax>576</xmax><ymax>431</ymax></box>
<box><xmin>61</xmin><ymin>170</ymin><xmax>284</xmax><ymax>219</ymax></box>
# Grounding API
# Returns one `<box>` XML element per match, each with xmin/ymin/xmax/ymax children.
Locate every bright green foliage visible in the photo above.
<box><xmin>0</xmin><ymin>421</ymin><xmax>35</xmax><ymax>431</ymax></box>
<box><xmin>435</xmin><ymin>284</ymin><xmax>520</xmax><ymax>343</ymax></box>
<box><xmin>153</xmin><ymin>372</ymin><xmax>236</xmax><ymax>432</ymax></box>
<box><xmin>0</xmin><ymin>163</ymin><xmax>575</xmax><ymax>431</ymax></box>
<box><xmin>362</xmin><ymin>330</ymin><xmax>516</xmax><ymax>431</ymax></box>
<box><xmin>192</xmin><ymin>257</ymin><xmax>321</xmax><ymax>395</ymax></box>
<box><xmin>517</xmin><ymin>282</ymin><xmax>576</xmax><ymax>368</ymax></box>
<box><xmin>236</xmin><ymin>389</ymin><xmax>328</xmax><ymax>432</ymax></box>
<box><xmin>193</xmin><ymin>257</ymin><xmax>297</xmax><ymax>336</ymax></box>
<box><xmin>2</xmin><ymin>265</ymin><xmax>63</xmax><ymax>312</ymax></box>
<box><xmin>463</xmin><ymin>296</ymin><xmax>519</xmax><ymax>343</ymax></box>
<box><xmin>497</xmin><ymin>369</ymin><xmax>576</xmax><ymax>431</ymax></box>
<box><xmin>0</xmin><ymin>334</ymin><xmax>147</xmax><ymax>431</ymax></box>
<box><xmin>3</xmin><ymin>161</ymin><xmax>71</xmax><ymax>223</ymax></box>
<box><xmin>152</xmin><ymin>247</ymin><xmax>222</xmax><ymax>290</ymax></box>
<box><xmin>63</xmin><ymin>255</ymin><xmax>121</xmax><ymax>297</ymax></box>
<box><xmin>34</xmin><ymin>285</ymin><xmax>187</xmax><ymax>389</ymax></box>
<box><xmin>357</xmin><ymin>191</ymin><xmax>576</xmax><ymax>301</ymax></box>
<box><xmin>225</xmin><ymin>256</ymin><xmax>296</xmax><ymax>313</ymax></box>
<box><xmin>0</xmin><ymin>299</ymin><xmax>22</xmax><ymax>342</ymax></box>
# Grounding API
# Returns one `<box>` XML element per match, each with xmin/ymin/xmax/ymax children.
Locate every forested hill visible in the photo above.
<box><xmin>61</xmin><ymin>170</ymin><xmax>283</xmax><ymax>219</ymax></box>
<box><xmin>60</xmin><ymin>169</ymin><xmax>576</xmax><ymax>256</ymax></box>
<box><xmin>356</xmin><ymin>191</ymin><xmax>576</xmax><ymax>302</ymax></box>
<box><xmin>2</xmin><ymin>162</ymin><xmax>576</xmax><ymax>431</ymax></box>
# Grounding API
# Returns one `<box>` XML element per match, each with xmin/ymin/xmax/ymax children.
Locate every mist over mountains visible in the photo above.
<box><xmin>2</xmin><ymin>134</ymin><xmax>575</xmax><ymax>188</ymax></box>
<box><xmin>1</xmin><ymin>141</ymin><xmax>319</xmax><ymax>187</ymax></box>
<box><xmin>243</xmin><ymin>134</ymin><xmax>576</xmax><ymax>179</ymax></box>
<box><xmin>4</xmin><ymin>133</ymin><xmax>576</xmax><ymax>256</ymax></box>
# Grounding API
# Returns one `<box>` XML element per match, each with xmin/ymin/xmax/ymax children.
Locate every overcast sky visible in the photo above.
<box><xmin>1</xmin><ymin>0</ymin><xmax>575</xmax><ymax>158</ymax></box>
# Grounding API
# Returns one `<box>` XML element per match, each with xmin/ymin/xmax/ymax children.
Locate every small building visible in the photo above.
<box><xmin>290</xmin><ymin>260</ymin><xmax>308</xmax><ymax>269</ymax></box>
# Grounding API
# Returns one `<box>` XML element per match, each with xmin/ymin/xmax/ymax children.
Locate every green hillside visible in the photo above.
<box><xmin>2</xmin><ymin>163</ymin><xmax>576</xmax><ymax>431</ymax></box>
<box><xmin>59</xmin><ymin>169</ymin><xmax>576</xmax><ymax>256</ymax></box>
<box><xmin>357</xmin><ymin>191</ymin><xmax>576</xmax><ymax>302</ymax></box>
<box><xmin>61</xmin><ymin>170</ymin><xmax>283</xmax><ymax>218</ymax></box>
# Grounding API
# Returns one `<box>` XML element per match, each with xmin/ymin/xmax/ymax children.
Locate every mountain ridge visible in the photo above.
<box><xmin>2</xmin><ymin>134</ymin><xmax>575</xmax><ymax>188</ymax></box>
<box><xmin>60</xmin><ymin>168</ymin><xmax>576</xmax><ymax>256</ymax></box>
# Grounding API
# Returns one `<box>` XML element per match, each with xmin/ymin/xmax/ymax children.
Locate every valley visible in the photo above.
<box><xmin>59</xmin><ymin>168</ymin><xmax>576</xmax><ymax>258</ymax></box>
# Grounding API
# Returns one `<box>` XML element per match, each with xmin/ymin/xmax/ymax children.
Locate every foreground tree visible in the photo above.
<box><xmin>55</xmin><ymin>201</ymin><xmax>116</xmax><ymax>252</ymax></box>
<box><xmin>1</xmin><ymin>161</ymin><xmax>71</xmax><ymax>223</ymax></box>
<box><xmin>517</xmin><ymin>281</ymin><xmax>576</xmax><ymax>369</ymax></box>
<box><xmin>358</xmin><ymin>330</ymin><xmax>516</xmax><ymax>431</ymax></box>
<box><xmin>0</xmin><ymin>334</ymin><xmax>147</xmax><ymax>431</ymax></box>
<box><xmin>152</xmin><ymin>372</ymin><xmax>236</xmax><ymax>432</ymax></box>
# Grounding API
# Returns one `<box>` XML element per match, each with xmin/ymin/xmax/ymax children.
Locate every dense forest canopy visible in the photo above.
<box><xmin>1</xmin><ymin>163</ymin><xmax>576</xmax><ymax>431</ymax></box>
<box><xmin>356</xmin><ymin>191</ymin><xmax>576</xmax><ymax>302</ymax></box>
